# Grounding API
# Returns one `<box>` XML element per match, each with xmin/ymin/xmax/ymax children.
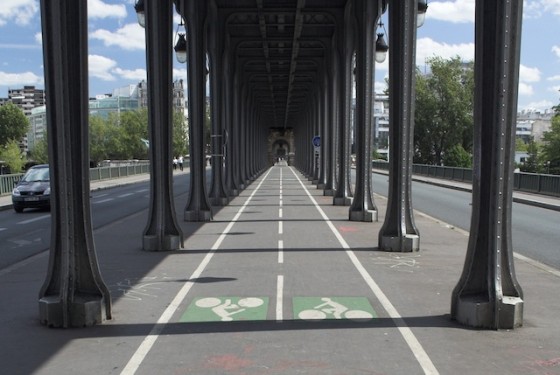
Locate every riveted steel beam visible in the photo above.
<box><xmin>451</xmin><ymin>0</ymin><xmax>524</xmax><ymax>330</ymax></box>
<box><xmin>38</xmin><ymin>0</ymin><xmax>111</xmax><ymax>327</ymax></box>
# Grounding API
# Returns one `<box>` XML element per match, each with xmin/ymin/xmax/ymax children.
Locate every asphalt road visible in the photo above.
<box><xmin>370</xmin><ymin>172</ymin><xmax>560</xmax><ymax>270</ymax></box>
<box><xmin>1</xmin><ymin>170</ymin><xmax>559</xmax><ymax>271</ymax></box>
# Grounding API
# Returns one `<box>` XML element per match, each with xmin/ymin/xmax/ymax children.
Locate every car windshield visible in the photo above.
<box><xmin>21</xmin><ymin>168</ymin><xmax>50</xmax><ymax>182</ymax></box>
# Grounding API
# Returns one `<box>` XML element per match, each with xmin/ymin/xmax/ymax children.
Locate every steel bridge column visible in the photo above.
<box><xmin>312</xmin><ymin>92</ymin><xmax>321</xmax><ymax>184</ymax></box>
<box><xmin>224</xmin><ymin>40</ymin><xmax>239</xmax><ymax>196</ymax></box>
<box><xmin>142</xmin><ymin>0</ymin><xmax>183</xmax><ymax>249</ymax></box>
<box><xmin>323</xmin><ymin>46</ymin><xmax>337</xmax><ymax>196</ymax></box>
<box><xmin>38</xmin><ymin>0</ymin><xmax>111</xmax><ymax>327</ymax></box>
<box><xmin>317</xmin><ymin>79</ymin><xmax>328</xmax><ymax>189</ymax></box>
<box><xmin>333</xmin><ymin>2</ymin><xmax>355</xmax><ymax>206</ymax></box>
<box><xmin>378</xmin><ymin>0</ymin><xmax>419</xmax><ymax>248</ymax></box>
<box><xmin>451</xmin><ymin>0</ymin><xmax>524</xmax><ymax>329</ymax></box>
<box><xmin>233</xmin><ymin>73</ymin><xmax>245</xmax><ymax>190</ymax></box>
<box><xmin>183</xmin><ymin>0</ymin><xmax>212</xmax><ymax>221</ymax></box>
<box><xmin>349</xmin><ymin>0</ymin><xmax>379</xmax><ymax>222</ymax></box>
<box><xmin>207</xmin><ymin>7</ymin><xmax>229</xmax><ymax>207</ymax></box>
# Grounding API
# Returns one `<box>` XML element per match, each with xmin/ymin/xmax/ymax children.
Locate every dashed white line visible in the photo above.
<box><xmin>93</xmin><ymin>198</ymin><xmax>114</xmax><ymax>204</ymax></box>
<box><xmin>290</xmin><ymin>167</ymin><xmax>439</xmax><ymax>375</ymax></box>
<box><xmin>278</xmin><ymin>221</ymin><xmax>283</xmax><ymax>235</ymax></box>
<box><xmin>135</xmin><ymin>189</ymin><xmax>149</xmax><ymax>193</ymax></box>
<box><xmin>278</xmin><ymin>240</ymin><xmax>284</xmax><ymax>264</ymax></box>
<box><xmin>118</xmin><ymin>193</ymin><xmax>134</xmax><ymax>198</ymax></box>
<box><xmin>0</xmin><ymin>228</ymin><xmax>6</xmax><ymax>232</ymax></box>
<box><xmin>276</xmin><ymin>274</ymin><xmax>284</xmax><ymax>321</ymax></box>
<box><xmin>17</xmin><ymin>215</ymin><xmax>50</xmax><ymax>225</ymax></box>
<box><xmin>279</xmin><ymin>208</ymin><xmax>283</xmax><ymax>218</ymax></box>
<box><xmin>120</xmin><ymin>168</ymin><xmax>274</xmax><ymax>375</ymax></box>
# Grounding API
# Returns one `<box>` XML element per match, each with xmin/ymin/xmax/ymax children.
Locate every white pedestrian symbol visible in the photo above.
<box><xmin>195</xmin><ymin>297</ymin><xmax>264</xmax><ymax>321</ymax></box>
<box><xmin>298</xmin><ymin>298</ymin><xmax>373</xmax><ymax>321</ymax></box>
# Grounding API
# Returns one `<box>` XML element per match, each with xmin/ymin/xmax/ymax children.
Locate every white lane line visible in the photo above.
<box><xmin>93</xmin><ymin>198</ymin><xmax>114</xmax><ymax>204</ymax></box>
<box><xmin>290</xmin><ymin>167</ymin><xmax>439</xmax><ymax>375</ymax></box>
<box><xmin>0</xmin><ymin>228</ymin><xmax>7</xmax><ymax>232</ymax></box>
<box><xmin>279</xmin><ymin>208</ymin><xmax>283</xmax><ymax>218</ymax></box>
<box><xmin>278</xmin><ymin>240</ymin><xmax>284</xmax><ymax>264</ymax></box>
<box><xmin>278</xmin><ymin>221</ymin><xmax>283</xmax><ymax>235</ymax></box>
<box><xmin>276</xmin><ymin>274</ymin><xmax>284</xmax><ymax>321</ymax></box>
<box><xmin>94</xmin><ymin>193</ymin><xmax>109</xmax><ymax>198</ymax></box>
<box><xmin>17</xmin><ymin>215</ymin><xmax>50</xmax><ymax>225</ymax></box>
<box><xmin>118</xmin><ymin>193</ymin><xmax>134</xmax><ymax>198</ymax></box>
<box><xmin>279</xmin><ymin>199</ymin><xmax>283</xmax><ymax>207</ymax></box>
<box><xmin>120</xmin><ymin>168</ymin><xmax>274</xmax><ymax>375</ymax></box>
<box><xmin>135</xmin><ymin>189</ymin><xmax>149</xmax><ymax>193</ymax></box>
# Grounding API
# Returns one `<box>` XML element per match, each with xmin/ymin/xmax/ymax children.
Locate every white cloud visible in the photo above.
<box><xmin>519</xmin><ymin>65</ymin><xmax>541</xmax><ymax>83</ymax></box>
<box><xmin>416</xmin><ymin>38</ymin><xmax>474</xmax><ymax>65</ymax></box>
<box><xmin>0</xmin><ymin>71</ymin><xmax>43</xmax><ymax>87</ymax></box>
<box><xmin>113</xmin><ymin>67</ymin><xmax>146</xmax><ymax>81</ymax></box>
<box><xmin>547</xmin><ymin>75</ymin><xmax>560</xmax><ymax>81</ymax></box>
<box><xmin>552</xmin><ymin>45</ymin><xmax>560</xmax><ymax>59</ymax></box>
<box><xmin>549</xmin><ymin>85</ymin><xmax>560</xmax><ymax>93</ymax></box>
<box><xmin>89</xmin><ymin>54</ymin><xmax>117</xmax><ymax>81</ymax></box>
<box><xmin>35</xmin><ymin>32</ymin><xmax>42</xmax><ymax>44</ymax></box>
<box><xmin>88</xmin><ymin>0</ymin><xmax>127</xmax><ymax>19</ymax></box>
<box><xmin>90</xmin><ymin>23</ymin><xmax>145</xmax><ymax>51</ymax></box>
<box><xmin>173</xmin><ymin>68</ymin><xmax>187</xmax><ymax>81</ymax></box>
<box><xmin>0</xmin><ymin>0</ymin><xmax>38</xmax><ymax>27</ymax></box>
<box><xmin>375</xmin><ymin>80</ymin><xmax>388</xmax><ymax>94</ymax></box>
<box><xmin>426</xmin><ymin>0</ymin><xmax>475</xmax><ymax>23</ymax></box>
<box><xmin>525</xmin><ymin>0</ymin><xmax>560</xmax><ymax>18</ymax></box>
<box><xmin>520</xmin><ymin>99</ymin><xmax>555</xmax><ymax>111</ymax></box>
<box><xmin>518</xmin><ymin>82</ymin><xmax>534</xmax><ymax>96</ymax></box>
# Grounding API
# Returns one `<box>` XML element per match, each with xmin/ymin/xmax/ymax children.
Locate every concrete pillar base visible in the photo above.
<box><xmin>238</xmin><ymin>183</ymin><xmax>245</xmax><ymax>190</ymax></box>
<box><xmin>323</xmin><ymin>189</ymin><xmax>335</xmax><ymax>196</ymax></box>
<box><xmin>333</xmin><ymin>196</ymin><xmax>353</xmax><ymax>206</ymax></box>
<box><xmin>379</xmin><ymin>234</ymin><xmax>419</xmax><ymax>252</ymax></box>
<box><xmin>185</xmin><ymin>210</ymin><xmax>212</xmax><ymax>222</ymax></box>
<box><xmin>453</xmin><ymin>295</ymin><xmax>523</xmax><ymax>329</ymax></box>
<box><xmin>39</xmin><ymin>295</ymin><xmax>107</xmax><ymax>328</ymax></box>
<box><xmin>229</xmin><ymin>189</ymin><xmax>239</xmax><ymax>197</ymax></box>
<box><xmin>349</xmin><ymin>209</ymin><xmax>377</xmax><ymax>222</ymax></box>
<box><xmin>143</xmin><ymin>234</ymin><xmax>182</xmax><ymax>251</ymax></box>
<box><xmin>317</xmin><ymin>183</ymin><xmax>325</xmax><ymax>189</ymax></box>
<box><xmin>312</xmin><ymin>179</ymin><xmax>319</xmax><ymax>185</ymax></box>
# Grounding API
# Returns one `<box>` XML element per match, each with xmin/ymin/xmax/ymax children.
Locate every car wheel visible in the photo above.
<box><xmin>14</xmin><ymin>205</ymin><xmax>24</xmax><ymax>213</ymax></box>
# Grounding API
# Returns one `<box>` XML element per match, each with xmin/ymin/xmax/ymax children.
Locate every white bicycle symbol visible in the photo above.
<box><xmin>298</xmin><ymin>298</ymin><xmax>373</xmax><ymax>321</ymax></box>
<box><xmin>195</xmin><ymin>297</ymin><xmax>264</xmax><ymax>321</ymax></box>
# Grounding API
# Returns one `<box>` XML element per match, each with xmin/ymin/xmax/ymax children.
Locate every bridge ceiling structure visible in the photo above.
<box><xmin>215</xmin><ymin>0</ymin><xmax>341</xmax><ymax>129</ymax></box>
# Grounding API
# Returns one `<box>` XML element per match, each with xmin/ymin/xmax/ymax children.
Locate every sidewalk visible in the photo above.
<box><xmin>0</xmin><ymin>165</ymin><xmax>559</xmax><ymax>374</ymax></box>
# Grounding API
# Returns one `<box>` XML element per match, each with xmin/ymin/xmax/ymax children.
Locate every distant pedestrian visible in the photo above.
<box><xmin>178</xmin><ymin>156</ymin><xmax>184</xmax><ymax>171</ymax></box>
<box><xmin>173</xmin><ymin>157</ymin><xmax>178</xmax><ymax>170</ymax></box>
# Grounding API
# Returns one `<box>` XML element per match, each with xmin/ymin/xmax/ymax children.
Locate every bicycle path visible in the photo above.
<box><xmin>1</xmin><ymin>165</ymin><xmax>560</xmax><ymax>374</ymax></box>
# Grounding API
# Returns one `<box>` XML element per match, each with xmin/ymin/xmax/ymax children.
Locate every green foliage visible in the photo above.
<box><xmin>541</xmin><ymin>115</ymin><xmax>560</xmax><ymax>174</ymax></box>
<box><xmin>520</xmin><ymin>139</ymin><xmax>542</xmax><ymax>173</ymax></box>
<box><xmin>515</xmin><ymin>137</ymin><xmax>528</xmax><ymax>152</ymax></box>
<box><xmin>0</xmin><ymin>140</ymin><xmax>26</xmax><ymax>173</ymax></box>
<box><xmin>29</xmin><ymin>136</ymin><xmax>49</xmax><ymax>164</ymax></box>
<box><xmin>0</xmin><ymin>103</ymin><xmax>29</xmax><ymax>147</ymax></box>
<box><xmin>173</xmin><ymin>110</ymin><xmax>189</xmax><ymax>157</ymax></box>
<box><xmin>414</xmin><ymin>56</ymin><xmax>474</xmax><ymax>165</ymax></box>
<box><xmin>442</xmin><ymin>144</ymin><xmax>472</xmax><ymax>168</ymax></box>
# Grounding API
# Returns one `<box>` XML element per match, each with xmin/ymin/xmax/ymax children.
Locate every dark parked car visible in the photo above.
<box><xmin>12</xmin><ymin>164</ymin><xmax>51</xmax><ymax>213</ymax></box>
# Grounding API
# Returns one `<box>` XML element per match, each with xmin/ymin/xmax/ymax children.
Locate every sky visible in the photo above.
<box><xmin>1</xmin><ymin>0</ymin><xmax>559</xmax><ymax>112</ymax></box>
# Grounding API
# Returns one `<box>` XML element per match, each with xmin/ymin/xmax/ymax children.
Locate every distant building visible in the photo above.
<box><xmin>516</xmin><ymin>109</ymin><xmax>554</xmax><ymax>143</ymax></box>
<box><xmin>27</xmin><ymin>105</ymin><xmax>47</xmax><ymax>152</ymax></box>
<box><xmin>0</xmin><ymin>86</ymin><xmax>46</xmax><ymax>153</ymax></box>
<box><xmin>136</xmin><ymin>79</ymin><xmax>185</xmax><ymax>112</ymax></box>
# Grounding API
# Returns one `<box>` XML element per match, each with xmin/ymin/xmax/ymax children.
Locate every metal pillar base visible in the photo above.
<box><xmin>323</xmin><ymin>189</ymin><xmax>335</xmax><ymax>196</ymax></box>
<box><xmin>229</xmin><ymin>189</ymin><xmax>239</xmax><ymax>197</ymax></box>
<box><xmin>379</xmin><ymin>234</ymin><xmax>419</xmax><ymax>252</ymax></box>
<box><xmin>312</xmin><ymin>179</ymin><xmax>319</xmax><ymax>185</ymax></box>
<box><xmin>453</xmin><ymin>295</ymin><xmax>523</xmax><ymax>329</ymax></box>
<box><xmin>349</xmin><ymin>209</ymin><xmax>377</xmax><ymax>222</ymax></box>
<box><xmin>238</xmin><ymin>183</ymin><xmax>246</xmax><ymax>190</ymax></box>
<box><xmin>143</xmin><ymin>234</ymin><xmax>182</xmax><ymax>251</ymax></box>
<box><xmin>333</xmin><ymin>196</ymin><xmax>352</xmax><ymax>206</ymax></box>
<box><xmin>185</xmin><ymin>209</ymin><xmax>212</xmax><ymax>222</ymax></box>
<box><xmin>39</xmin><ymin>295</ymin><xmax>107</xmax><ymax>328</ymax></box>
<box><xmin>317</xmin><ymin>183</ymin><xmax>325</xmax><ymax>189</ymax></box>
<box><xmin>211</xmin><ymin>196</ymin><xmax>229</xmax><ymax>206</ymax></box>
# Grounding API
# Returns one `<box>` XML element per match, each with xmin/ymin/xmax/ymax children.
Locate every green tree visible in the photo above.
<box><xmin>442</xmin><ymin>144</ymin><xmax>472</xmax><ymax>168</ymax></box>
<box><xmin>541</xmin><ymin>115</ymin><xmax>560</xmax><ymax>174</ymax></box>
<box><xmin>414</xmin><ymin>56</ymin><xmax>474</xmax><ymax>165</ymax></box>
<box><xmin>520</xmin><ymin>139</ymin><xmax>541</xmax><ymax>173</ymax></box>
<box><xmin>29</xmin><ymin>136</ymin><xmax>49</xmax><ymax>164</ymax></box>
<box><xmin>0</xmin><ymin>103</ymin><xmax>29</xmax><ymax>147</ymax></box>
<box><xmin>115</xmin><ymin>109</ymin><xmax>148</xmax><ymax>160</ymax></box>
<box><xmin>515</xmin><ymin>137</ymin><xmax>528</xmax><ymax>152</ymax></box>
<box><xmin>0</xmin><ymin>140</ymin><xmax>26</xmax><ymax>173</ymax></box>
<box><xmin>173</xmin><ymin>110</ymin><xmax>189</xmax><ymax>157</ymax></box>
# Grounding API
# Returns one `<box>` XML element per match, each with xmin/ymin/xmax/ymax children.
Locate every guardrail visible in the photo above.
<box><xmin>372</xmin><ymin>161</ymin><xmax>560</xmax><ymax>198</ymax></box>
<box><xmin>0</xmin><ymin>162</ymin><xmax>151</xmax><ymax>196</ymax></box>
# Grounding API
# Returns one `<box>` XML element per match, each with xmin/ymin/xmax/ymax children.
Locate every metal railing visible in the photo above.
<box><xmin>0</xmin><ymin>162</ymin><xmax>151</xmax><ymax>196</ymax></box>
<box><xmin>372</xmin><ymin>161</ymin><xmax>560</xmax><ymax>197</ymax></box>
